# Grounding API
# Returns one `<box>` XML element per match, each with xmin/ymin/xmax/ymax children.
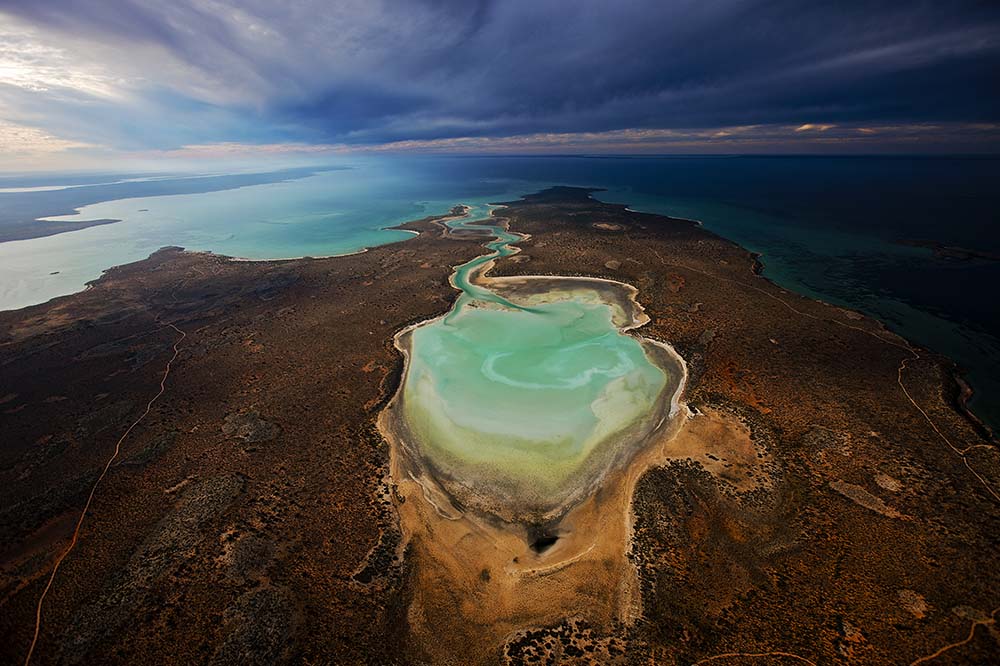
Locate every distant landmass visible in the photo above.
<box><xmin>0</xmin><ymin>167</ymin><xmax>333</xmax><ymax>242</ymax></box>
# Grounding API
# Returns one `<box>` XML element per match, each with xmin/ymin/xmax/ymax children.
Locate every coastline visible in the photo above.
<box><xmin>15</xmin><ymin>183</ymin><xmax>989</xmax><ymax>447</ymax></box>
<box><xmin>600</xmin><ymin>191</ymin><xmax>999</xmax><ymax>438</ymax></box>
<box><xmin>4</xmin><ymin>180</ymin><xmax>993</xmax><ymax>443</ymax></box>
<box><xmin>0</xmin><ymin>166</ymin><xmax>339</xmax><ymax>243</ymax></box>
<box><xmin>0</xmin><ymin>227</ymin><xmax>424</xmax><ymax>314</ymax></box>
<box><xmin>606</xmin><ymin>192</ymin><xmax>998</xmax><ymax>441</ymax></box>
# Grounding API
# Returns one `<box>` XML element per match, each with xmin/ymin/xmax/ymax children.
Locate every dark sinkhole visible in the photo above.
<box><xmin>530</xmin><ymin>534</ymin><xmax>560</xmax><ymax>553</ymax></box>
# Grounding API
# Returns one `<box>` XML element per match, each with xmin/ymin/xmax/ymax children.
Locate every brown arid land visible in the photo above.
<box><xmin>0</xmin><ymin>188</ymin><xmax>997</xmax><ymax>665</ymax></box>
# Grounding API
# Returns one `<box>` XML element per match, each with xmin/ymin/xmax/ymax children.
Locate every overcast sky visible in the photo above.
<box><xmin>1</xmin><ymin>0</ymin><xmax>998</xmax><ymax>169</ymax></box>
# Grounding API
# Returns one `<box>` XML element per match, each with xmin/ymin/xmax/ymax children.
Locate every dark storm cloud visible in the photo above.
<box><xmin>1</xmin><ymin>0</ymin><xmax>998</xmax><ymax>150</ymax></box>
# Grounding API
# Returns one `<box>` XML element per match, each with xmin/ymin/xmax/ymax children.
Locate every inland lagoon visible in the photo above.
<box><xmin>381</xmin><ymin>205</ymin><xmax>685</xmax><ymax>525</ymax></box>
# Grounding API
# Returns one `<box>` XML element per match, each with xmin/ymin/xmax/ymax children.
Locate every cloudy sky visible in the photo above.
<box><xmin>1</xmin><ymin>0</ymin><xmax>998</xmax><ymax>169</ymax></box>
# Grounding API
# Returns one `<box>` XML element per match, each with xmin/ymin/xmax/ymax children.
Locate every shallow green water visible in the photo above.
<box><xmin>0</xmin><ymin>162</ymin><xmax>551</xmax><ymax>311</ymax></box>
<box><xmin>401</xmin><ymin>208</ymin><xmax>668</xmax><ymax>496</ymax></box>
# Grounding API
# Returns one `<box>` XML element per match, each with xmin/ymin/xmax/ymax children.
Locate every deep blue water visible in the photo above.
<box><xmin>422</xmin><ymin>155</ymin><xmax>1000</xmax><ymax>432</ymax></box>
<box><xmin>1</xmin><ymin>155</ymin><xmax>997</xmax><ymax>430</ymax></box>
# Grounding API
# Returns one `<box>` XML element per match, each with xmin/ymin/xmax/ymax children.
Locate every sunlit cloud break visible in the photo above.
<box><xmin>152</xmin><ymin>123</ymin><xmax>1000</xmax><ymax>159</ymax></box>
<box><xmin>0</xmin><ymin>120</ymin><xmax>95</xmax><ymax>154</ymax></box>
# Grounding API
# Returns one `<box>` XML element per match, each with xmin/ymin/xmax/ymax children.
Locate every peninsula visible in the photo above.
<box><xmin>1</xmin><ymin>188</ymin><xmax>997</xmax><ymax>665</ymax></box>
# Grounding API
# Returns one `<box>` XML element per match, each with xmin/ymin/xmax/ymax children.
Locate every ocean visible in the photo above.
<box><xmin>1</xmin><ymin>155</ymin><xmax>997</xmax><ymax>429</ymax></box>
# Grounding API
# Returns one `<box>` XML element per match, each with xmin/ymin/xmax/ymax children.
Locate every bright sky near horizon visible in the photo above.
<box><xmin>1</xmin><ymin>0</ymin><xmax>998</xmax><ymax>170</ymax></box>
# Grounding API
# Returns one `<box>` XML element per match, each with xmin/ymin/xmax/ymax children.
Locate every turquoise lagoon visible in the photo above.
<box><xmin>393</xmin><ymin>209</ymin><xmax>680</xmax><ymax>519</ymax></box>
